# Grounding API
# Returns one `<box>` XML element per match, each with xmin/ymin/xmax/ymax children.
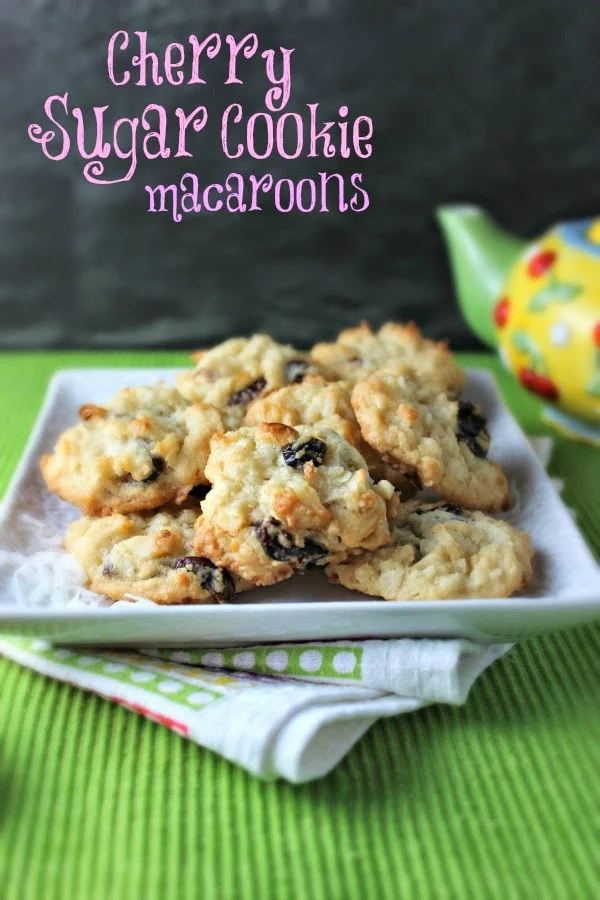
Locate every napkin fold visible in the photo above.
<box><xmin>0</xmin><ymin>635</ymin><xmax>510</xmax><ymax>782</ymax></box>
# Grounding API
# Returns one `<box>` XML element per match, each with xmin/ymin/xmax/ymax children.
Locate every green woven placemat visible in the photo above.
<box><xmin>0</xmin><ymin>352</ymin><xmax>599</xmax><ymax>900</ymax></box>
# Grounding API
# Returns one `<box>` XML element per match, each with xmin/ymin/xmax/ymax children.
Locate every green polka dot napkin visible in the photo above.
<box><xmin>0</xmin><ymin>635</ymin><xmax>509</xmax><ymax>782</ymax></box>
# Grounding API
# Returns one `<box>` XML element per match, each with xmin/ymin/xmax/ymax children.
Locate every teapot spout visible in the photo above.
<box><xmin>436</xmin><ymin>205</ymin><xmax>527</xmax><ymax>348</ymax></box>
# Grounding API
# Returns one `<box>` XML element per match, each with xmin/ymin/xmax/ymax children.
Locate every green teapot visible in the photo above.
<box><xmin>437</xmin><ymin>205</ymin><xmax>600</xmax><ymax>445</ymax></box>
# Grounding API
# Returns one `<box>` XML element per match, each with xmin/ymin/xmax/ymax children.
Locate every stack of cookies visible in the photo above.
<box><xmin>40</xmin><ymin>323</ymin><xmax>534</xmax><ymax>605</ymax></box>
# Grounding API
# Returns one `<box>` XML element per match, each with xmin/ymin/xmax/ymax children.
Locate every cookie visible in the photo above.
<box><xmin>40</xmin><ymin>384</ymin><xmax>223</xmax><ymax>516</ymax></box>
<box><xmin>193</xmin><ymin>423</ymin><xmax>393</xmax><ymax>586</ymax></box>
<box><xmin>245</xmin><ymin>378</ymin><xmax>419</xmax><ymax>497</ymax></box>
<box><xmin>352</xmin><ymin>365</ymin><xmax>511</xmax><ymax>512</ymax></box>
<box><xmin>245</xmin><ymin>377</ymin><xmax>359</xmax><ymax>443</ymax></box>
<box><xmin>311</xmin><ymin>320</ymin><xmax>465</xmax><ymax>395</ymax></box>
<box><xmin>326</xmin><ymin>501</ymin><xmax>533</xmax><ymax>600</ymax></box>
<box><xmin>65</xmin><ymin>506</ymin><xmax>252</xmax><ymax>604</ymax></box>
<box><xmin>176</xmin><ymin>334</ymin><xmax>322</xmax><ymax>429</ymax></box>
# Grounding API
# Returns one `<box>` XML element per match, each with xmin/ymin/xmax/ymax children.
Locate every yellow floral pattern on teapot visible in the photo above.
<box><xmin>495</xmin><ymin>221</ymin><xmax>600</xmax><ymax>424</ymax></box>
<box><xmin>437</xmin><ymin>205</ymin><xmax>600</xmax><ymax>441</ymax></box>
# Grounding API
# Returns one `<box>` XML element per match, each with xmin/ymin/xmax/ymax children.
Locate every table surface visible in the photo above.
<box><xmin>0</xmin><ymin>351</ymin><xmax>599</xmax><ymax>900</ymax></box>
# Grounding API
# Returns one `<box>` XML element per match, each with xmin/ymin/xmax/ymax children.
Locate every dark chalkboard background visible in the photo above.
<box><xmin>1</xmin><ymin>0</ymin><xmax>599</xmax><ymax>350</ymax></box>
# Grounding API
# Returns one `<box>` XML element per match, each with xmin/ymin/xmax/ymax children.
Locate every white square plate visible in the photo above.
<box><xmin>0</xmin><ymin>367</ymin><xmax>598</xmax><ymax>646</ymax></box>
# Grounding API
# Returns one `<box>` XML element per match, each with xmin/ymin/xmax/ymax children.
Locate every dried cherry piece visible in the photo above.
<box><xmin>174</xmin><ymin>556</ymin><xmax>235</xmax><ymax>603</ymax></box>
<box><xmin>456</xmin><ymin>401</ymin><xmax>490</xmax><ymax>459</ymax></box>
<box><xmin>282</xmin><ymin>437</ymin><xmax>327</xmax><ymax>469</ymax></box>
<box><xmin>228</xmin><ymin>377</ymin><xmax>267</xmax><ymax>406</ymax></box>
<box><xmin>254</xmin><ymin>517</ymin><xmax>327</xmax><ymax>566</ymax></box>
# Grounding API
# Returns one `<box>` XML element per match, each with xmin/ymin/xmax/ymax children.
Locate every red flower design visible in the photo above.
<box><xmin>593</xmin><ymin>322</ymin><xmax>600</xmax><ymax>347</ymax></box>
<box><xmin>527</xmin><ymin>250</ymin><xmax>557</xmax><ymax>278</ymax></box>
<box><xmin>494</xmin><ymin>297</ymin><xmax>510</xmax><ymax>328</ymax></box>
<box><xmin>518</xmin><ymin>367</ymin><xmax>559</xmax><ymax>402</ymax></box>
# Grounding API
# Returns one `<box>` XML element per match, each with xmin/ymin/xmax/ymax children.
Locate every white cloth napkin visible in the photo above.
<box><xmin>0</xmin><ymin>635</ymin><xmax>510</xmax><ymax>782</ymax></box>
